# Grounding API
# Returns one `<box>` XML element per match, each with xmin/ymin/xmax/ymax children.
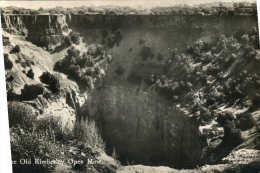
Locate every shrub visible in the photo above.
<box><xmin>87</xmin><ymin>44</ymin><xmax>103</xmax><ymax>56</ymax></box>
<box><xmin>21</xmin><ymin>84</ymin><xmax>45</xmax><ymax>101</ymax></box>
<box><xmin>36</xmin><ymin>116</ymin><xmax>72</xmax><ymax>142</ymax></box>
<box><xmin>26</xmin><ymin>69</ymin><xmax>34</xmax><ymax>79</ymax></box>
<box><xmin>11</xmin><ymin>127</ymin><xmax>62</xmax><ymax>172</ymax></box>
<box><xmin>40</xmin><ymin>72</ymin><xmax>60</xmax><ymax>93</ymax></box>
<box><xmin>4</xmin><ymin>54</ymin><xmax>13</xmax><ymax>70</ymax></box>
<box><xmin>70</xmin><ymin>33</ymin><xmax>80</xmax><ymax>45</ymax></box>
<box><xmin>6</xmin><ymin>74</ymin><xmax>14</xmax><ymax>82</ymax></box>
<box><xmin>64</xmin><ymin>35</ymin><xmax>72</xmax><ymax>46</ymax></box>
<box><xmin>80</xmin><ymin>75</ymin><xmax>94</xmax><ymax>90</ymax></box>
<box><xmin>8</xmin><ymin>102</ymin><xmax>37</xmax><ymax>128</ymax></box>
<box><xmin>236</xmin><ymin>113</ymin><xmax>255</xmax><ymax>131</ymax></box>
<box><xmin>107</xmin><ymin>55</ymin><xmax>113</xmax><ymax>63</ymax></box>
<box><xmin>12</xmin><ymin>45</ymin><xmax>21</xmax><ymax>53</ymax></box>
<box><xmin>241</xmin><ymin>34</ymin><xmax>250</xmax><ymax>45</ymax></box>
<box><xmin>217</xmin><ymin>112</ymin><xmax>242</xmax><ymax>144</ymax></box>
<box><xmin>54</xmin><ymin>45</ymin><xmax>109</xmax><ymax>90</ymax></box>
<box><xmin>73</xmin><ymin>120</ymin><xmax>105</xmax><ymax>150</ymax></box>
<box><xmin>7</xmin><ymin>89</ymin><xmax>19</xmax><ymax>101</ymax></box>
<box><xmin>111</xmin><ymin>147</ymin><xmax>119</xmax><ymax>161</ymax></box>
<box><xmin>10</xmin><ymin>114</ymin><xmax>71</xmax><ymax>172</ymax></box>
<box><xmin>67</xmin><ymin>46</ymin><xmax>80</xmax><ymax>57</ymax></box>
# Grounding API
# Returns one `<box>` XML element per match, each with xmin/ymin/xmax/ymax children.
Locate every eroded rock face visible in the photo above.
<box><xmin>85</xmin><ymin>86</ymin><xmax>204</xmax><ymax>168</ymax></box>
<box><xmin>1</xmin><ymin>14</ymin><xmax>68</xmax><ymax>49</ymax></box>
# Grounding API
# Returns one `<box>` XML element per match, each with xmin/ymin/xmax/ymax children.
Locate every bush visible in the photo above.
<box><xmin>217</xmin><ymin>112</ymin><xmax>242</xmax><ymax>144</ymax></box>
<box><xmin>80</xmin><ymin>75</ymin><xmax>94</xmax><ymax>90</ymax></box>
<box><xmin>9</xmin><ymin>105</ymin><xmax>105</xmax><ymax>172</ymax></box>
<box><xmin>7</xmin><ymin>89</ymin><xmax>19</xmax><ymax>101</ymax></box>
<box><xmin>4</xmin><ymin>54</ymin><xmax>13</xmax><ymax>70</ymax></box>
<box><xmin>107</xmin><ymin>55</ymin><xmax>113</xmax><ymax>63</ymax></box>
<box><xmin>12</xmin><ymin>45</ymin><xmax>21</xmax><ymax>53</ymax></box>
<box><xmin>70</xmin><ymin>33</ymin><xmax>80</xmax><ymax>45</ymax></box>
<box><xmin>67</xmin><ymin>46</ymin><xmax>80</xmax><ymax>57</ymax></box>
<box><xmin>87</xmin><ymin>44</ymin><xmax>103</xmax><ymax>56</ymax></box>
<box><xmin>40</xmin><ymin>72</ymin><xmax>60</xmax><ymax>93</ymax></box>
<box><xmin>36</xmin><ymin>116</ymin><xmax>72</xmax><ymax>142</ymax></box>
<box><xmin>63</xmin><ymin>33</ymin><xmax>80</xmax><ymax>46</ymax></box>
<box><xmin>11</xmin><ymin>127</ymin><xmax>62</xmax><ymax>172</ymax></box>
<box><xmin>21</xmin><ymin>84</ymin><xmax>45</xmax><ymax>101</ymax></box>
<box><xmin>73</xmin><ymin>120</ymin><xmax>105</xmax><ymax>150</ymax></box>
<box><xmin>10</xmin><ymin>115</ymin><xmax>70</xmax><ymax>172</ymax></box>
<box><xmin>54</xmin><ymin>46</ymin><xmax>110</xmax><ymax>90</ymax></box>
<box><xmin>26</xmin><ymin>69</ymin><xmax>34</xmax><ymax>79</ymax></box>
<box><xmin>64</xmin><ymin>36</ymin><xmax>72</xmax><ymax>46</ymax></box>
<box><xmin>8</xmin><ymin>102</ymin><xmax>37</xmax><ymax>128</ymax></box>
<box><xmin>241</xmin><ymin>34</ymin><xmax>250</xmax><ymax>45</ymax></box>
<box><xmin>6</xmin><ymin>74</ymin><xmax>14</xmax><ymax>82</ymax></box>
<box><xmin>236</xmin><ymin>113</ymin><xmax>255</xmax><ymax>131</ymax></box>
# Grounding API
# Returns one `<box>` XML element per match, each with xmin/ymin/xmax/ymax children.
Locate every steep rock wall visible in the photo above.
<box><xmin>66</xmin><ymin>14</ymin><xmax>258</xmax><ymax>87</ymax></box>
<box><xmin>84</xmin><ymin>86</ymin><xmax>204</xmax><ymax>168</ymax></box>
<box><xmin>1</xmin><ymin>14</ymin><xmax>68</xmax><ymax>49</ymax></box>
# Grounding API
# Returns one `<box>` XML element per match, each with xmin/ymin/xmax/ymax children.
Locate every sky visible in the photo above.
<box><xmin>0</xmin><ymin>0</ymin><xmax>256</xmax><ymax>9</ymax></box>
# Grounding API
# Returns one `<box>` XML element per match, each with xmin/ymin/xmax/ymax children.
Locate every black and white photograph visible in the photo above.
<box><xmin>0</xmin><ymin>0</ymin><xmax>260</xmax><ymax>172</ymax></box>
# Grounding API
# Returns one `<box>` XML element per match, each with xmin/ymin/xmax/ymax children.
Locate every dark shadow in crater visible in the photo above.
<box><xmin>82</xmin><ymin>85</ymin><xmax>205</xmax><ymax>169</ymax></box>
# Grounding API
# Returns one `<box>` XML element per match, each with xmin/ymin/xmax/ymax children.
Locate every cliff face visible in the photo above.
<box><xmin>1</xmin><ymin>14</ymin><xmax>68</xmax><ymax>49</ymax></box>
<box><xmin>65</xmin><ymin>14</ymin><xmax>258</xmax><ymax>87</ymax></box>
<box><xmin>2</xmin><ymin>13</ymin><xmax>257</xmax><ymax>52</ymax></box>
<box><xmin>66</xmin><ymin>14</ymin><xmax>257</xmax><ymax>30</ymax></box>
<box><xmin>85</xmin><ymin>86</ymin><xmax>203</xmax><ymax>168</ymax></box>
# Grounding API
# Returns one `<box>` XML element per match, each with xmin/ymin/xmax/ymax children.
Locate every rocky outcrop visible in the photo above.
<box><xmin>1</xmin><ymin>14</ymin><xmax>68</xmax><ymax>49</ymax></box>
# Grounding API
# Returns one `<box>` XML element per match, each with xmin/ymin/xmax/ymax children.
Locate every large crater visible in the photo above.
<box><xmin>83</xmin><ymin>85</ymin><xmax>204</xmax><ymax>168</ymax></box>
